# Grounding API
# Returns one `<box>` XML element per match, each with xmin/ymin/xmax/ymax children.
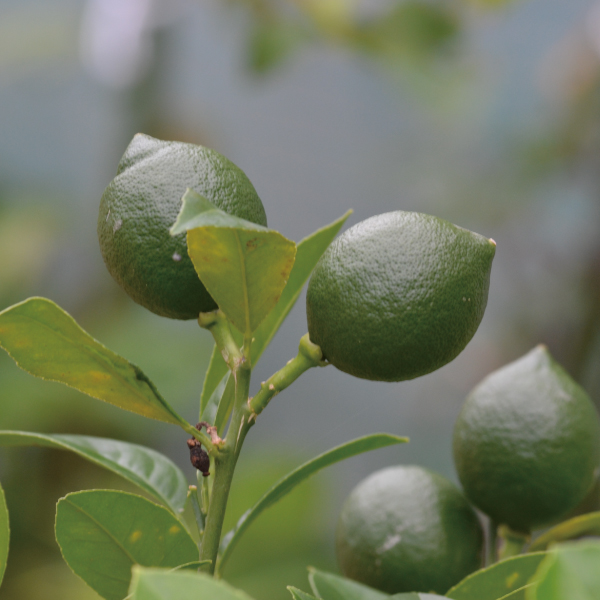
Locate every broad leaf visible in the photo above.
<box><xmin>55</xmin><ymin>490</ymin><xmax>198</xmax><ymax>600</ymax></box>
<box><xmin>308</xmin><ymin>568</ymin><xmax>388</xmax><ymax>600</ymax></box>
<box><xmin>218</xmin><ymin>433</ymin><xmax>408</xmax><ymax>573</ymax></box>
<box><xmin>0</xmin><ymin>431</ymin><xmax>188</xmax><ymax>514</ymax></box>
<box><xmin>0</xmin><ymin>298</ymin><xmax>186</xmax><ymax>426</ymax></box>
<box><xmin>446</xmin><ymin>552</ymin><xmax>547</xmax><ymax>600</ymax></box>
<box><xmin>199</xmin><ymin>210</ymin><xmax>351</xmax><ymax>412</ymax></box>
<box><xmin>128</xmin><ymin>567</ymin><xmax>255</xmax><ymax>600</ymax></box>
<box><xmin>172</xmin><ymin>189</ymin><xmax>296</xmax><ymax>335</ymax></box>
<box><xmin>0</xmin><ymin>482</ymin><xmax>8</xmax><ymax>587</ymax></box>
<box><xmin>289</xmin><ymin>586</ymin><xmax>321</xmax><ymax>600</ymax></box>
<box><xmin>526</xmin><ymin>540</ymin><xmax>600</xmax><ymax>600</ymax></box>
<box><xmin>529</xmin><ymin>511</ymin><xmax>600</xmax><ymax>552</ymax></box>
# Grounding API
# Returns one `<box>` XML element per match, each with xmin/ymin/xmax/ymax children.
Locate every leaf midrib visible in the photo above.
<box><xmin>233</xmin><ymin>230</ymin><xmax>251</xmax><ymax>337</ymax></box>
<box><xmin>63</xmin><ymin>498</ymin><xmax>139</xmax><ymax>571</ymax></box>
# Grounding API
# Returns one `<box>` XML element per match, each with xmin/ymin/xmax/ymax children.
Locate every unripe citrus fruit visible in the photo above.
<box><xmin>98</xmin><ymin>134</ymin><xmax>268</xmax><ymax>320</ymax></box>
<box><xmin>336</xmin><ymin>465</ymin><xmax>484</xmax><ymax>594</ymax></box>
<box><xmin>453</xmin><ymin>345</ymin><xmax>600</xmax><ymax>534</ymax></box>
<box><xmin>306</xmin><ymin>211</ymin><xmax>495</xmax><ymax>381</ymax></box>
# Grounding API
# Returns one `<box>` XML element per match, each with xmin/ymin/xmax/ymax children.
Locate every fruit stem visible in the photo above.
<box><xmin>248</xmin><ymin>334</ymin><xmax>326</xmax><ymax>416</ymax></box>
<box><xmin>497</xmin><ymin>525</ymin><xmax>529</xmax><ymax>561</ymax></box>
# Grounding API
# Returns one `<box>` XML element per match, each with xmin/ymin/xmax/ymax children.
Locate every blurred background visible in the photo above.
<box><xmin>2</xmin><ymin>0</ymin><xmax>600</xmax><ymax>597</ymax></box>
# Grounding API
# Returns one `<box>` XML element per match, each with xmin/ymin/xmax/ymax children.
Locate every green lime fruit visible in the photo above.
<box><xmin>306</xmin><ymin>211</ymin><xmax>496</xmax><ymax>381</ymax></box>
<box><xmin>336</xmin><ymin>465</ymin><xmax>484</xmax><ymax>594</ymax></box>
<box><xmin>453</xmin><ymin>345</ymin><xmax>600</xmax><ymax>534</ymax></box>
<box><xmin>98</xmin><ymin>134</ymin><xmax>268</xmax><ymax>320</ymax></box>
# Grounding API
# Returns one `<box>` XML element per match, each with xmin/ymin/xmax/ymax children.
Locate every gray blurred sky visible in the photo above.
<box><xmin>1</xmin><ymin>0</ymin><xmax>599</xmax><ymax>494</ymax></box>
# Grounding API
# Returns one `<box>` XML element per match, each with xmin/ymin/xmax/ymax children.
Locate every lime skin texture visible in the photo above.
<box><xmin>336</xmin><ymin>465</ymin><xmax>484</xmax><ymax>595</ymax></box>
<box><xmin>306</xmin><ymin>211</ymin><xmax>496</xmax><ymax>382</ymax></box>
<box><xmin>453</xmin><ymin>345</ymin><xmax>600</xmax><ymax>534</ymax></box>
<box><xmin>98</xmin><ymin>134</ymin><xmax>268</xmax><ymax>320</ymax></box>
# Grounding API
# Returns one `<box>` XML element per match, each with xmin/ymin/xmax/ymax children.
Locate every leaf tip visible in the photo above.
<box><xmin>169</xmin><ymin>188</ymin><xmax>196</xmax><ymax>236</ymax></box>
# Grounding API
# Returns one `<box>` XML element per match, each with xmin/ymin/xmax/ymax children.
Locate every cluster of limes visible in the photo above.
<box><xmin>335</xmin><ymin>345</ymin><xmax>600</xmax><ymax>594</ymax></box>
<box><xmin>99</xmin><ymin>135</ymin><xmax>600</xmax><ymax>596</ymax></box>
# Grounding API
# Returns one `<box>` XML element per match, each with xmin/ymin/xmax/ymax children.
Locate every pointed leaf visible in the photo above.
<box><xmin>172</xmin><ymin>189</ymin><xmax>296</xmax><ymax>335</ymax></box>
<box><xmin>0</xmin><ymin>482</ymin><xmax>9</xmax><ymax>587</ymax></box>
<box><xmin>170</xmin><ymin>188</ymin><xmax>268</xmax><ymax>234</ymax></box>
<box><xmin>445</xmin><ymin>552</ymin><xmax>547</xmax><ymax>600</ymax></box>
<box><xmin>289</xmin><ymin>586</ymin><xmax>321</xmax><ymax>600</ymax></box>
<box><xmin>200</xmin><ymin>345</ymin><xmax>229</xmax><ymax>417</ymax></box>
<box><xmin>128</xmin><ymin>567</ymin><xmax>255</xmax><ymax>600</ymax></box>
<box><xmin>218</xmin><ymin>433</ymin><xmax>408</xmax><ymax>573</ymax></box>
<box><xmin>55</xmin><ymin>490</ymin><xmax>198</xmax><ymax>600</ymax></box>
<box><xmin>200</xmin><ymin>372</ymin><xmax>229</xmax><ymax>425</ymax></box>
<box><xmin>526</xmin><ymin>540</ymin><xmax>600</xmax><ymax>600</ymax></box>
<box><xmin>0</xmin><ymin>431</ymin><xmax>188</xmax><ymax>514</ymax></box>
<box><xmin>214</xmin><ymin>375</ymin><xmax>236</xmax><ymax>434</ymax></box>
<box><xmin>249</xmin><ymin>209</ymin><xmax>352</xmax><ymax>365</ymax></box>
<box><xmin>199</xmin><ymin>211</ymin><xmax>351</xmax><ymax>411</ymax></box>
<box><xmin>0</xmin><ymin>298</ymin><xmax>186</xmax><ymax>426</ymax></box>
<box><xmin>308</xmin><ymin>568</ymin><xmax>389</xmax><ymax>600</ymax></box>
<box><xmin>528</xmin><ymin>511</ymin><xmax>600</xmax><ymax>552</ymax></box>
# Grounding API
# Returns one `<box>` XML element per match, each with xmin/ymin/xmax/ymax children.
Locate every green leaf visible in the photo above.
<box><xmin>529</xmin><ymin>511</ymin><xmax>600</xmax><ymax>552</ymax></box>
<box><xmin>0</xmin><ymin>431</ymin><xmax>188</xmax><ymax>514</ymax></box>
<box><xmin>55</xmin><ymin>490</ymin><xmax>198</xmax><ymax>600</ymax></box>
<box><xmin>249</xmin><ymin>209</ymin><xmax>351</xmax><ymax>366</ymax></box>
<box><xmin>0</xmin><ymin>481</ymin><xmax>9</xmax><ymax>587</ymax></box>
<box><xmin>200</xmin><ymin>372</ymin><xmax>229</xmax><ymax>425</ymax></box>
<box><xmin>128</xmin><ymin>567</ymin><xmax>255</xmax><ymax>600</ymax></box>
<box><xmin>0</xmin><ymin>298</ymin><xmax>186</xmax><ymax>426</ymax></box>
<box><xmin>172</xmin><ymin>189</ymin><xmax>296</xmax><ymax>335</ymax></box>
<box><xmin>497</xmin><ymin>587</ymin><xmax>532</xmax><ymax>600</ymax></box>
<box><xmin>308</xmin><ymin>568</ymin><xmax>389</xmax><ymax>600</ymax></box>
<box><xmin>288</xmin><ymin>587</ymin><xmax>321</xmax><ymax>600</ymax></box>
<box><xmin>526</xmin><ymin>540</ymin><xmax>600</xmax><ymax>600</ymax></box>
<box><xmin>214</xmin><ymin>375</ymin><xmax>236</xmax><ymax>434</ymax></box>
<box><xmin>171</xmin><ymin>560</ymin><xmax>212</xmax><ymax>571</ymax></box>
<box><xmin>446</xmin><ymin>552</ymin><xmax>547</xmax><ymax>600</ymax></box>
<box><xmin>391</xmin><ymin>595</ymin><xmax>452</xmax><ymax>599</ymax></box>
<box><xmin>198</xmin><ymin>210</ymin><xmax>351</xmax><ymax>412</ymax></box>
<box><xmin>200</xmin><ymin>346</ymin><xmax>229</xmax><ymax>417</ymax></box>
<box><xmin>218</xmin><ymin>433</ymin><xmax>408</xmax><ymax>573</ymax></box>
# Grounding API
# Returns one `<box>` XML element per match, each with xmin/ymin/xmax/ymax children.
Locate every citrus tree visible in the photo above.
<box><xmin>0</xmin><ymin>134</ymin><xmax>599</xmax><ymax>599</ymax></box>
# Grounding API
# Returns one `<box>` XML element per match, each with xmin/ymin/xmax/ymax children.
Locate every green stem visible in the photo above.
<box><xmin>248</xmin><ymin>334</ymin><xmax>325</xmax><ymax>416</ymax></box>
<box><xmin>497</xmin><ymin>525</ymin><xmax>529</xmax><ymax>561</ymax></box>
<box><xmin>199</xmin><ymin>363</ymin><xmax>253</xmax><ymax>574</ymax></box>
